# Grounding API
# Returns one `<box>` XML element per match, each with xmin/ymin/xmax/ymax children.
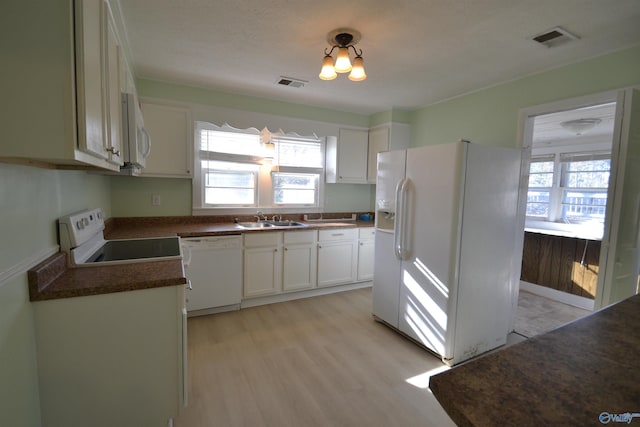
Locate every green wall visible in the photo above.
<box><xmin>410</xmin><ymin>45</ymin><xmax>640</xmax><ymax>148</ymax></box>
<box><xmin>0</xmin><ymin>163</ymin><xmax>111</xmax><ymax>427</ymax></box>
<box><xmin>110</xmin><ymin>177</ymin><xmax>192</xmax><ymax>217</ymax></box>
<box><xmin>110</xmin><ymin>177</ymin><xmax>375</xmax><ymax>217</ymax></box>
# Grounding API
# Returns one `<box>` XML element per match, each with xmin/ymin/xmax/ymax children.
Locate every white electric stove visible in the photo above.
<box><xmin>58</xmin><ymin>208</ymin><xmax>182</xmax><ymax>266</ymax></box>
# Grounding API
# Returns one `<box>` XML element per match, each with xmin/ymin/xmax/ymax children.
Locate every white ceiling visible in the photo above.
<box><xmin>117</xmin><ymin>0</ymin><xmax>640</xmax><ymax>115</ymax></box>
<box><xmin>532</xmin><ymin>102</ymin><xmax>617</xmax><ymax>147</ymax></box>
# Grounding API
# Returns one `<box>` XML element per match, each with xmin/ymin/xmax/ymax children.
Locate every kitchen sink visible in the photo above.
<box><xmin>236</xmin><ymin>222</ymin><xmax>275</xmax><ymax>229</ymax></box>
<box><xmin>265</xmin><ymin>221</ymin><xmax>307</xmax><ymax>228</ymax></box>
<box><xmin>235</xmin><ymin>220</ymin><xmax>308</xmax><ymax>229</ymax></box>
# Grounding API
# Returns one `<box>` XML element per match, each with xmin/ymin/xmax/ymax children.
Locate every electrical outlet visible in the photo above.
<box><xmin>152</xmin><ymin>194</ymin><xmax>161</xmax><ymax>206</ymax></box>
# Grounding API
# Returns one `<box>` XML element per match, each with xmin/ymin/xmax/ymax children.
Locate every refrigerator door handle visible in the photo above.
<box><xmin>394</xmin><ymin>178</ymin><xmax>409</xmax><ymax>260</ymax></box>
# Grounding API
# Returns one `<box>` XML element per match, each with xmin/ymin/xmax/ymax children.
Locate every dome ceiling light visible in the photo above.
<box><xmin>560</xmin><ymin>118</ymin><xmax>602</xmax><ymax>135</ymax></box>
<box><xmin>319</xmin><ymin>28</ymin><xmax>366</xmax><ymax>82</ymax></box>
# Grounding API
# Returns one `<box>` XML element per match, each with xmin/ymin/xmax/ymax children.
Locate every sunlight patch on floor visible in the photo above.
<box><xmin>405</xmin><ymin>365</ymin><xmax>451</xmax><ymax>390</ymax></box>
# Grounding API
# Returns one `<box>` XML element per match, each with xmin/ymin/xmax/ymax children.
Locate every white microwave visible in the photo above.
<box><xmin>121</xmin><ymin>93</ymin><xmax>151</xmax><ymax>170</ymax></box>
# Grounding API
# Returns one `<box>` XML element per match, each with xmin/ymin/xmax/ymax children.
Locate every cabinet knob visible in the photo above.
<box><xmin>106</xmin><ymin>147</ymin><xmax>121</xmax><ymax>156</ymax></box>
<box><xmin>284</xmin><ymin>247</ymin><xmax>288</xmax><ymax>251</ymax></box>
<box><xmin>274</xmin><ymin>248</ymin><xmax>278</xmax><ymax>252</ymax></box>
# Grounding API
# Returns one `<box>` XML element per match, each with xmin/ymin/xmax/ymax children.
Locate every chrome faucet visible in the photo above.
<box><xmin>272</xmin><ymin>214</ymin><xmax>281</xmax><ymax>222</ymax></box>
<box><xmin>255</xmin><ymin>211</ymin><xmax>267</xmax><ymax>222</ymax></box>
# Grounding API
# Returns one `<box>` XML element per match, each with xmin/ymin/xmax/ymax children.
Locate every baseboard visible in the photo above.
<box><xmin>187</xmin><ymin>303</ymin><xmax>240</xmax><ymax>317</ymax></box>
<box><xmin>519</xmin><ymin>281</ymin><xmax>595</xmax><ymax>311</ymax></box>
<box><xmin>241</xmin><ymin>281</ymin><xmax>372</xmax><ymax>309</ymax></box>
<box><xmin>0</xmin><ymin>245</ymin><xmax>59</xmax><ymax>289</ymax></box>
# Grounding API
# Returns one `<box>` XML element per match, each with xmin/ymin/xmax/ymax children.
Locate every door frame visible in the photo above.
<box><xmin>511</xmin><ymin>89</ymin><xmax>624</xmax><ymax>327</ymax></box>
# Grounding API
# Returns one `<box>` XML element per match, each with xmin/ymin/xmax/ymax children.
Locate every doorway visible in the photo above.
<box><xmin>520</xmin><ymin>99</ymin><xmax>617</xmax><ymax>312</ymax></box>
<box><xmin>511</xmin><ymin>88</ymin><xmax>640</xmax><ymax>333</ymax></box>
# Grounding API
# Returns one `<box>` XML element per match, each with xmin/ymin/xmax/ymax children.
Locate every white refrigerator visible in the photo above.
<box><xmin>372</xmin><ymin>140</ymin><xmax>522</xmax><ymax>365</ymax></box>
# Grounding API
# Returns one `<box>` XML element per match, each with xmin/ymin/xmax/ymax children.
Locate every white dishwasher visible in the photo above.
<box><xmin>182</xmin><ymin>235</ymin><xmax>243</xmax><ymax>316</ymax></box>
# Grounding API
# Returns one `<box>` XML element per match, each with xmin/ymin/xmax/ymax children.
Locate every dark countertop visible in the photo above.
<box><xmin>29</xmin><ymin>214</ymin><xmax>374</xmax><ymax>301</ymax></box>
<box><xmin>104</xmin><ymin>215</ymin><xmax>374</xmax><ymax>239</ymax></box>
<box><xmin>429</xmin><ymin>294</ymin><xmax>640</xmax><ymax>426</ymax></box>
<box><xmin>28</xmin><ymin>252</ymin><xmax>186</xmax><ymax>301</ymax></box>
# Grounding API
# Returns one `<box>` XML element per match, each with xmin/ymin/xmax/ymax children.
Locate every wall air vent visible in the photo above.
<box><xmin>276</xmin><ymin>76</ymin><xmax>307</xmax><ymax>88</ymax></box>
<box><xmin>531</xmin><ymin>26</ymin><xmax>579</xmax><ymax>48</ymax></box>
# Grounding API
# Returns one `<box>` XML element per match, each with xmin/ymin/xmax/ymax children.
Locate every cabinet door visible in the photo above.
<box><xmin>244</xmin><ymin>246</ymin><xmax>282</xmax><ymax>297</ymax></box>
<box><xmin>141</xmin><ymin>102</ymin><xmax>193</xmax><ymax>177</ymax></box>
<box><xmin>104</xmin><ymin>6</ymin><xmax>123</xmax><ymax>166</ymax></box>
<box><xmin>317</xmin><ymin>240</ymin><xmax>358</xmax><ymax>287</ymax></box>
<box><xmin>336</xmin><ymin>128</ymin><xmax>369</xmax><ymax>183</ymax></box>
<box><xmin>283</xmin><ymin>243</ymin><xmax>317</xmax><ymax>291</ymax></box>
<box><xmin>74</xmin><ymin>0</ymin><xmax>108</xmax><ymax>160</ymax></box>
<box><xmin>357</xmin><ymin>238</ymin><xmax>375</xmax><ymax>281</ymax></box>
<box><xmin>367</xmin><ymin>126</ymin><xmax>389</xmax><ymax>183</ymax></box>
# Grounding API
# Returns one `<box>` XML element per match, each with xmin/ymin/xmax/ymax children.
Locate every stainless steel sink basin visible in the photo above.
<box><xmin>266</xmin><ymin>221</ymin><xmax>307</xmax><ymax>228</ymax></box>
<box><xmin>236</xmin><ymin>222</ymin><xmax>275</xmax><ymax>229</ymax></box>
<box><xmin>235</xmin><ymin>220</ymin><xmax>308</xmax><ymax>229</ymax></box>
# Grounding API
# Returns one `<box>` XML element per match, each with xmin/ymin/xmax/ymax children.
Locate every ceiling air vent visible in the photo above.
<box><xmin>531</xmin><ymin>26</ymin><xmax>579</xmax><ymax>48</ymax></box>
<box><xmin>276</xmin><ymin>76</ymin><xmax>307</xmax><ymax>88</ymax></box>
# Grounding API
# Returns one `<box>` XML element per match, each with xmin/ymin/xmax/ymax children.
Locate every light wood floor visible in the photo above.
<box><xmin>175</xmin><ymin>288</ymin><xmax>455</xmax><ymax>427</ymax></box>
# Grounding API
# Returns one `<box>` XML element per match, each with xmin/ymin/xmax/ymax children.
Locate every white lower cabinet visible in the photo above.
<box><xmin>317</xmin><ymin>228</ymin><xmax>358</xmax><ymax>287</ymax></box>
<box><xmin>33</xmin><ymin>286</ymin><xmax>186</xmax><ymax>427</ymax></box>
<box><xmin>243</xmin><ymin>227</ymin><xmax>371</xmax><ymax>300</ymax></box>
<box><xmin>283</xmin><ymin>230</ymin><xmax>318</xmax><ymax>291</ymax></box>
<box><xmin>357</xmin><ymin>227</ymin><xmax>376</xmax><ymax>281</ymax></box>
<box><xmin>244</xmin><ymin>232</ymin><xmax>283</xmax><ymax>297</ymax></box>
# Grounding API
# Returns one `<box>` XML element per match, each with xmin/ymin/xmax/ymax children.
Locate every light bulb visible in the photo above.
<box><xmin>318</xmin><ymin>55</ymin><xmax>337</xmax><ymax>80</ymax></box>
<box><xmin>348</xmin><ymin>56</ymin><xmax>366</xmax><ymax>81</ymax></box>
<box><xmin>334</xmin><ymin>47</ymin><xmax>352</xmax><ymax>73</ymax></box>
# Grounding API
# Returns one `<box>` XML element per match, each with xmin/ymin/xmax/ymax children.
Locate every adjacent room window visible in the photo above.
<box><xmin>526</xmin><ymin>151</ymin><xmax>611</xmax><ymax>225</ymax></box>
<box><xmin>193</xmin><ymin>122</ymin><xmax>325</xmax><ymax>211</ymax></box>
<box><xmin>559</xmin><ymin>153</ymin><xmax>610</xmax><ymax>223</ymax></box>
<box><xmin>526</xmin><ymin>156</ymin><xmax>554</xmax><ymax>218</ymax></box>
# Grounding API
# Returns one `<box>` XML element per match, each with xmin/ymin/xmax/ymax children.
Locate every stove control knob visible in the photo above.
<box><xmin>76</xmin><ymin>220</ymin><xmax>84</xmax><ymax>230</ymax></box>
<box><xmin>83</xmin><ymin>218</ymin><xmax>90</xmax><ymax>226</ymax></box>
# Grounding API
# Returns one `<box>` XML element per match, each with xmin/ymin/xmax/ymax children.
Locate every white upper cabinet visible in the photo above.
<box><xmin>326</xmin><ymin>124</ymin><xmax>408</xmax><ymax>185</ymax></box>
<box><xmin>104</xmin><ymin>4</ymin><xmax>123</xmax><ymax>166</ymax></box>
<box><xmin>75</xmin><ymin>0</ymin><xmax>109</xmax><ymax>161</ymax></box>
<box><xmin>0</xmin><ymin>0</ymin><xmax>131</xmax><ymax>171</ymax></box>
<box><xmin>367</xmin><ymin>126</ymin><xmax>390</xmax><ymax>184</ymax></box>
<box><xmin>141</xmin><ymin>101</ymin><xmax>193</xmax><ymax>178</ymax></box>
<box><xmin>326</xmin><ymin>128</ymin><xmax>369</xmax><ymax>184</ymax></box>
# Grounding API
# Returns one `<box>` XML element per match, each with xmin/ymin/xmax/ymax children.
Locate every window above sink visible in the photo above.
<box><xmin>193</xmin><ymin>122</ymin><xmax>326</xmax><ymax>215</ymax></box>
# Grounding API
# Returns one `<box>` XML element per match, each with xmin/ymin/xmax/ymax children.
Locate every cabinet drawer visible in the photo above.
<box><xmin>284</xmin><ymin>230</ymin><xmax>317</xmax><ymax>245</ymax></box>
<box><xmin>244</xmin><ymin>232</ymin><xmax>282</xmax><ymax>247</ymax></box>
<box><xmin>318</xmin><ymin>228</ymin><xmax>357</xmax><ymax>242</ymax></box>
<box><xmin>358</xmin><ymin>227</ymin><xmax>375</xmax><ymax>239</ymax></box>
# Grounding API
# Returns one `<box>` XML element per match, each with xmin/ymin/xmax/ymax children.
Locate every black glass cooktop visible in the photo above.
<box><xmin>86</xmin><ymin>237</ymin><xmax>181</xmax><ymax>263</ymax></box>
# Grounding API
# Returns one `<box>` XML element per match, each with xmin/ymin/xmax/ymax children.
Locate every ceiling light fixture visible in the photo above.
<box><xmin>560</xmin><ymin>118</ymin><xmax>602</xmax><ymax>135</ymax></box>
<box><xmin>319</xmin><ymin>29</ymin><xmax>366</xmax><ymax>82</ymax></box>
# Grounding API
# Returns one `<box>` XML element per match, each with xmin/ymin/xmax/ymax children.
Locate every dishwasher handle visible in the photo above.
<box><xmin>181</xmin><ymin>243</ymin><xmax>192</xmax><ymax>267</ymax></box>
